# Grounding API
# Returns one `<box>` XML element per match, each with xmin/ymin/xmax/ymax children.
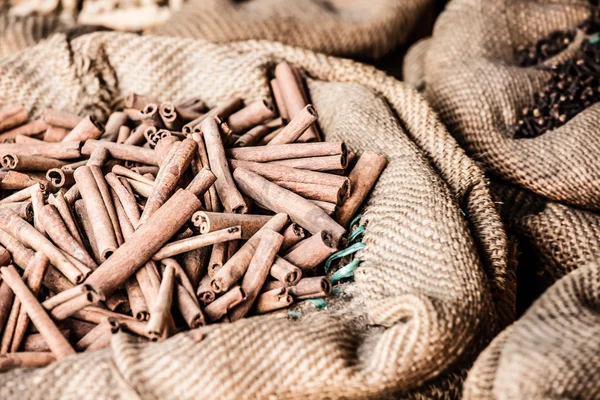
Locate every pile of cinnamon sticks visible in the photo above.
<box><xmin>0</xmin><ymin>62</ymin><xmax>386</xmax><ymax>371</ymax></box>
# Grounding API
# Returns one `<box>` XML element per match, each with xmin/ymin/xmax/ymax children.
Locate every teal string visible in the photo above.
<box><xmin>348</xmin><ymin>225</ymin><xmax>365</xmax><ymax>242</ymax></box>
<box><xmin>330</xmin><ymin>259</ymin><xmax>361</xmax><ymax>284</ymax></box>
<box><xmin>590</xmin><ymin>33</ymin><xmax>600</xmax><ymax>44</ymax></box>
<box><xmin>305</xmin><ymin>298</ymin><xmax>327</xmax><ymax>309</ymax></box>
<box><xmin>287</xmin><ymin>311</ymin><xmax>302</xmax><ymax>319</ymax></box>
<box><xmin>324</xmin><ymin>242</ymin><xmax>365</xmax><ymax>273</ymax></box>
<box><xmin>348</xmin><ymin>213</ymin><xmax>362</xmax><ymax>229</ymax></box>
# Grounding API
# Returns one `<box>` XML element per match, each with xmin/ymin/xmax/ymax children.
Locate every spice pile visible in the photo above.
<box><xmin>0</xmin><ymin>62</ymin><xmax>386</xmax><ymax>371</ymax></box>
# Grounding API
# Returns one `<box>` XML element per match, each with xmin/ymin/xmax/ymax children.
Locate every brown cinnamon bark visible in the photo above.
<box><xmin>233</xmin><ymin>168</ymin><xmax>346</xmax><ymax>242</ymax></box>
<box><xmin>270</xmin><ymin>257</ymin><xmax>302</xmax><ymax>285</ymax></box>
<box><xmin>190</xmin><ymin>131</ymin><xmax>217</xmax><ymax>211</ymax></box>
<box><xmin>181</xmin><ymin>248</ymin><xmax>208</xmax><ymax>290</ymax></box>
<box><xmin>192</xmin><ymin>211</ymin><xmax>271</xmax><ymax>239</ymax></box>
<box><xmin>138</xmin><ymin>138</ymin><xmax>197</xmax><ymax>226</ymax></box>
<box><xmin>208</xmin><ymin>243</ymin><xmax>227</xmax><ymax>278</ymax></box>
<box><xmin>72</xmin><ymin>307</ymin><xmax>147</xmax><ymax>338</ymax></box>
<box><xmin>0</xmin><ymin>183</ymin><xmax>46</xmax><ymax>204</ymax></box>
<box><xmin>125</xmin><ymin>277</ymin><xmax>149</xmax><ymax>321</ymax></box>
<box><xmin>182</xmin><ymin>97</ymin><xmax>243</xmax><ymax>136</ymax></box>
<box><xmin>42</xmin><ymin>109</ymin><xmax>82</xmax><ymax>129</ymax></box>
<box><xmin>153</xmin><ymin>226</ymin><xmax>241</xmax><ymax>260</ymax></box>
<box><xmin>0</xmin><ymin>245</ymin><xmax>10</xmax><ymax>266</ymax></box>
<box><xmin>0</xmin><ymin>352</ymin><xmax>56</xmax><ymax>371</ymax></box>
<box><xmin>48</xmin><ymin>191</ymin><xmax>84</xmax><ymax>247</ymax></box>
<box><xmin>22</xmin><ymin>330</ymin><xmax>70</xmax><ymax>352</ymax></box>
<box><xmin>281</xmin><ymin>223</ymin><xmax>306</xmax><ymax>252</ymax></box>
<box><xmin>0</xmin><ymin>141</ymin><xmax>81</xmax><ymax>160</ymax></box>
<box><xmin>311</xmin><ymin>200</ymin><xmax>337</xmax><ymax>215</ymax></box>
<box><xmin>0</xmin><ymin>281</ymin><xmax>14</xmax><ymax>340</ymax></box>
<box><xmin>145</xmin><ymin>264</ymin><xmax>176</xmax><ymax>341</ymax></box>
<box><xmin>39</xmin><ymin>204</ymin><xmax>97</xmax><ymax>270</ymax></box>
<box><xmin>273</xmin><ymin>180</ymin><xmax>348</xmax><ymax>205</ymax></box>
<box><xmin>336</xmin><ymin>151</ymin><xmax>387</xmax><ymax>227</ymax></box>
<box><xmin>0</xmin><ymin>229</ymin><xmax>72</xmax><ymax>293</ymax></box>
<box><xmin>289</xmin><ymin>276</ymin><xmax>332</xmax><ymax>300</ymax></box>
<box><xmin>268</xmin><ymin>105</ymin><xmax>317</xmax><ymax>145</ymax></box>
<box><xmin>10</xmin><ymin>252</ymin><xmax>50</xmax><ymax>352</ymax></box>
<box><xmin>30</xmin><ymin>187</ymin><xmax>46</xmax><ymax>234</ymax></box>
<box><xmin>62</xmin><ymin>115</ymin><xmax>104</xmax><ymax>142</ymax></box>
<box><xmin>274</xmin><ymin>62</ymin><xmax>319</xmax><ymax>142</ymax></box>
<box><xmin>268</xmin><ymin>154</ymin><xmax>346</xmax><ymax>172</ymax></box>
<box><xmin>75</xmin><ymin>318</ymin><xmax>116</xmax><ymax>351</ymax></box>
<box><xmin>101</xmin><ymin>111</ymin><xmax>128</xmax><ymax>142</ymax></box>
<box><xmin>234</xmin><ymin>125</ymin><xmax>270</xmax><ymax>147</ymax></box>
<box><xmin>0</xmin><ymin>201</ymin><xmax>33</xmax><ymax>221</ymax></box>
<box><xmin>230</xmin><ymin>160</ymin><xmax>349</xmax><ymax>190</ymax></box>
<box><xmin>112</xmin><ymin>165</ymin><xmax>155</xmax><ymax>185</ymax></box>
<box><xmin>196</xmin><ymin>273</ymin><xmax>216</xmax><ymax>305</ymax></box>
<box><xmin>141</xmin><ymin>103</ymin><xmax>164</xmax><ymax>128</ymax></box>
<box><xmin>46</xmin><ymin>167</ymin><xmax>74</xmax><ymax>189</ymax></box>
<box><xmin>0</xmin><ymin>209</ymin><xmax>84</xmax><ymax>283</ymax></box>
<box><xmin>0</xmin><ymin>106</ymin><xmax>28</xmax><ymax>132</ymax></box>
<box><xmin>84</xmin><ymin>188</ymin><xmax>202</xmax><ymax>298</ymax></box>
<box><xmin>0</xmin><ymin>266</ymin><xmax>75</xmax><ymax>359</ymax></box>
<box><xmin>254</xmin><ymin>287</ymin><xmax>292</xmax><ymax>314</ymax></box>
<box><xmin>50</xmin><ymin>291</ymin><xmax>101</xmax><ymax>320</ymax></box>
<box><xmin>175</xmin><ymin>283</ymin><xmax>204</xmax><ymax>328</ymax></box>
<box><xmin>90</xmin><ymin>166</ymin><xmax>124</xmax><ymax>246</ymax></box>
<box><xmin>73</xmin><ymin>200</ymin><xmax>102</xmax><ymax>263</ymax></box>
<box><xmin>116</xmin><ymin>125</ymin><xmax>131</xmax><ymax>144</ymax></box>
<box><xmin>185</xmin><ymin>167</ymin><xmax>216</xmax><ymax>198</ymax></box>
<box><xmin>270</xmin><ymin>79</ymin><xmax>289</xmax><ymax>120</ymax></box>
<box><xmin>82</xmin><ymin>140</ymin><xmax>157</xmax><ymax>165</ymax></box>
<box><xmin>228</xmin><ymin>230</ymin><xmax>282</xmax><ymax>321</ymax></box>
<box><xmin>0</xmin><ymin>119</ymin><xmax>47</xmax><ymax>143</ymax></box>
<box><xmin>1</xmin><ymin>171</ymin><xmax>47</xmax><ymax>191</ymax></box>
<box><xmin>203</xmin><ymin>286</ymin><xmax>245</xmax><ymax>322</ymax></box>
<box><xmin>86</xmin><ymin>147</ymin><xmax>109</xmax><ymax>167</ymax></box>
<box><xmin>43</xmin><ymin>126</ymin><xmax>70</xmax><ymax>142</ymax></box>
<box><xmin>74</xmin><ymin>166</ymin><xmax>118</xmax><ymax>261</ymax></box>
<box><xmin>226</xmin><ymin>99</ymin><xmax>276</xmax><ymax>134</ymax></box>
<box><xmin>210</xmin><ymin>213</ymin><xmax>288</xmax><ymax>293</ymax></box>
<box><xmin>202</xmin><ymin>117</ymin><xmax>247</xmax><ymax>213</ymax></box>
<box><xmin>159</xmin><ymin>103</ymin><xmax>183</xmax><ymax>131</ymax></box>
<box><xmin>284</xmin><ymin>231</ymin><xmax>337</xmax><ymax>270</ymax></box>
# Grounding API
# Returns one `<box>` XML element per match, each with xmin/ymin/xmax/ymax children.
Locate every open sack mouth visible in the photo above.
<box><xmin>0</xmin><ymin>32</ymin><xmax>507</xmax><ymax>399</ymax></box>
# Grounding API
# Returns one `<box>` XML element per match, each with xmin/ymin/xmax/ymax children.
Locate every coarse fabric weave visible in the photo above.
<box><xmin>423</xmin><ymin>0</ymin><xmax>599</xmax><ymax>210</ymax></box>
<box><xmin>148</xmin><ymin>0</ymin><xmax>434</xmax><ymax>61</ymax></box>
<box><xmin>0</xmin><ymin>32</ymin><xmax>509</xmax><ymax>399</ymax></box>
<box><xmin>463</xmin><ymin>260</ymin><xmax>600</xmax><ymax>399</ymax></box>
<box><xmin>0</xmin><ymin>13</ymin><xmax>65</xmax><ymax>57</ymax></box>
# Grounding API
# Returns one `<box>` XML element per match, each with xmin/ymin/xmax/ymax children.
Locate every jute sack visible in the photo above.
<box><xmin>0</xmin><ymin>32</ymin><xmax>510</xmax><ymax>399</ymax></box>
<box><xmin>463</xmin><ymin>260</ymin><xmax>600</xmax><ymax>399</ymax></box>
<box><xmin>148</xmin><ymin>0</ymin><xmax>435</xmax><ymax>61</ymax></box>
<box><xmin>0</xmin><ymin>13</ymin><xmax>65</xmax><ymax>57</ymax></box>
<box><xmin>422</xmin><ymin>0</ymin><xmax>599</xmax><ymax>210</ymax></box>
<box><xmin>491</xmin><ymin>181</ymin><xmax>600</xmax><ymax>298</ymax></box>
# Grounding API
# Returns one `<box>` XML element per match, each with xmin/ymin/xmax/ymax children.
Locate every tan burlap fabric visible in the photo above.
<box><xmin>0</xmin><ymin>32</ymin><xmax>510</xmax><ymax>398</ymax></box>
<box><xmin>148</xmin><ymin>0</ymin><xmax>434</xmax><ymax>61</ymax></box>
<box><xmin>463</xmin><ymin>260</ymin><xmax>600</xmax><ymax>399</ymax></box>
<box><xmin>403</xmin><ymin>36</ymin><xmax>431</xmax><ymax>91</ymax></box>
<box><xmin>0</xmin><ymin>13</ymin><xmax>65</xmax><ymax>57</ymax></box>
<box><xmin>423</xmin><ymin>0</ymin><xmax>599</xmax><ymax>210</ymax></box>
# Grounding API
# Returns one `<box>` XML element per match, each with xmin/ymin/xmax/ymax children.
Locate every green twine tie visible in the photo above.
<box><xmin>330</xmin><ymin>259</ymin><xmax>361</xmax><ymax>284</ymax></box>
<box><xmin>324</xmin><ymin>242</ymin><xmax>365</xmax><ymax>273</ymax></box>
<box><xmin>348</xmin><ymin>225</ymin><xmax>365</xmax><ymax>242</ymax></box>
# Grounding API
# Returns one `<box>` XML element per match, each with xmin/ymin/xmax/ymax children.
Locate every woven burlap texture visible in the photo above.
<box><xmin>0</xmin><ymin>32</ymin><xmax>509</xmax><ymax>399</ymax></box>
<box><xmin>403</xmin><ymin>36</ymin><xmax>431</xmax><ymax>91</ymax></box>
<box><xmin>0</xmin><ymin>13</ymin><xmax>65</xmax><ymax>57</ymax></box>
<box><xmin>148</xmin><ymin>0</ymin><xmax>433</xmax><ymax>61</ymax></box>
<box><xmin>423</xmin><ymin>0</ymin><xmax>600</xmax><ymax>210</ymax></box>
<box><xmin>463</xmin><ymin>260</ymin><xmax>600</xmax><ymax>399</ymax></box>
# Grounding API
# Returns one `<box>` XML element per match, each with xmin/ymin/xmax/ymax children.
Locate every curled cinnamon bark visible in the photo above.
<box><xmin>191</xmin><ymin>211</ymin><xmax>271</xmax><ymax>239</ymax></box>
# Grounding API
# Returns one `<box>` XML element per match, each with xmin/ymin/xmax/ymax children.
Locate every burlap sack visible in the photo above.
<box><xmin>0</xmin><ymin>13</ymin><xmax>65</xmax><ymax>57</ymax></box>
<box><xmin>463</xmin><ymin>260</ymin><xmax>600</xmax><ymax>399</ymax></box>
<box><xmin>423</xmin><ymin>0</ymin><xmax>599</xmax><ymax>210</ymax></box>
<box><xmin>0</xmin><ymin>32</ymin><xmax>509</xmax><ymax>399</ymax></box>
<box><xmin>148</xmin><ymin>0</ymin><xmax>435</xmax><ymax>61</ymax></box>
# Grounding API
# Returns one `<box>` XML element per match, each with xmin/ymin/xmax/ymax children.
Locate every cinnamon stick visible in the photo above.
<box><xmin>234</xmin><ymin>125</ymin><xmax>270</xmax><ymax>147</ymax></box>
<box><xmin>0</xmin><ymin>266</ymin><xmax>75</xmax><ymax>359</ymax></box>
<box><xmin>43</xmin><ymin>126</ymin><xmax>70</xmax><ymax>142</ymax></box>
<box><xmin>192</xmin><ymin>211</ymin><xmax>271</xmax><ymax>239</ymax></box>
<box><xmin>82</xmin><ymin>140</ymin><xmax>157</xmax><ymax>165</ymax></box>
<box><xmin>273</xmin><ymin>180</ymin><xmax>348</xmax><ymax>205</ymax></box>
<box><xmin>0</xmin><ymin>209</ymin><xmax>84</xmax><ymax>283</ymax></box>
<box><xmin>30</xmin><ymin>185</ymin><xmax>46</xmax><ymax>234</ymax></box>
<box><xmin>210</xmin><ymin>213</ymin><xmax>288</xmax><ymax>293</ymax></box>
<box><xmin>145</xmin><ymin>264</ymin><xmax>176</xmax><ymax>341</ymax></box>
<box><xmin>284</xmin><ymin>231</ymin><xmax>337</xmax><ymax>270</ymax></box>
<box><xmin>270</xmin><ymin>257</ymin><xmax>302</xmax><ymax>286</ymax></box>
<box><xmin>153</xmin><ymin>226</ymin><xmax>241</xmax><ymax>260</ymax></box>
<box><xmin>62</xmin><ymin>115</ymin><xmax>104</xmax><ymax>142</ymax></box>
<box><xmin>289</xmin><ymin>276</ymin><xmax>332</xmax><ymax>300</ymax></box>
<box><xmin>0</xmin><ymin>106</ymin><xmax>28</xmax><ymax>132</ymax></box>
<box><xmin>208</xmin><ymin>243</ymin><xmax>228</xmax><ymax>278</ymax></box>
<box><xmin>203</xmin><ymin>286</ymin><xmax>245</xmax><ymax>322</ymax></box>
<box><xmin>1</xmin><ymin>171</ymin><xmax>47</xmax><ymax>190</ymax></box>
<box><xmin>175</xmin><ymin>283</ymin><xmax>204</xmax><ymax>328</ymax></box>
<box><xmin>281</xmin><ymin>223</ymin><xmax>306</xmax><ymax>251</ymax></box>
<box><xmin>125</xmin><ymin>277</ymin><xmax>149</xmax><ymax>321</ymax></box>
<box><xmin>0</xmin><ymin>141</ymin><xmax>81</xmax><ymax>160</ymax></box>
<box><xmin>268</xmin><ymin>104</ymin><xmax>317</xmax><ymax>145</ymax></box>
<box><xmin>270</xmin><ymin>79</ymin><xmax>289</xmax><ymax>120</ymax></box>
<box><xmin>233</xmin><ymin>168</ymin><xmax>346</xmax><ymax>242</ymax></box>
<box><xmin>0</xmin><ymin>352</ymin><xmax>55</xmax><ymax>371</ymax></box>
<box><xmin>42</xmin><ymin>109</ymin><xmax>82</xmax><ymax>129</ymax></box>
<box><xmin>226</xmin><ymin>99</ymin><xmax>276</xmax><ymax>133</ymax></box>
<box><xmin>254</xmin><ymin>287</ymin><xmax>292</xmax><ymax>314</ymax></box>
<box><xmin>182</xmin><ymin>97</ymin><xmax>243</xmax><ymax>136</ymax></box>
<box><xmin>336</xmin><ymin>151</ymin><xmax>387</xmax><ymax>227</ymax></box>
<box><xmin>101</xmin><ymin>111</ymin><xmax>128</xmax><ymax>142</ymax></box>
<box><xmin>0</xmin><ymin>201</ymin><xmax>33</xmax><ymax>221</ymax></box>
<box><xmin>0</xmin><ymin>119</ymin><xmax>47</xmax><ymax>143</ymax></box>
